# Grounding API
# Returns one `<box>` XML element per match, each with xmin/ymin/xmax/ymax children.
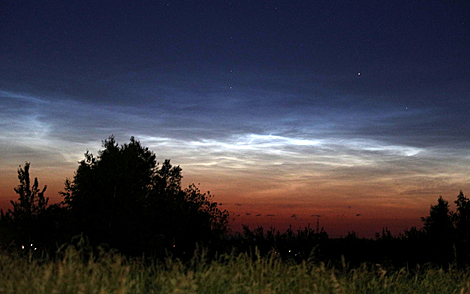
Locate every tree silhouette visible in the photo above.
<box><xmin>421</xmin><ymin>196</ymin><xmax>454</xmax><ymax>237</ymax></box>
<box><xmin>10</xmin><ymin>162</ymin><xmax>48</xmax><ymax>218</ymax></box>
<box><xmin>60</xmin><ymin>136</ymin><xmax>229</xmax><ymax>256</ymax></box>
<box><xmin>0</xmin><ymin>163</ymin><xmax>64</xmax><ymax>250</ymax></box>
<box><xmin>421</xmin><ymin>196</ymin><xmax>455</xmax><ymax>264</ymax></box>
<box><xmin>454</xmin><ymin>191</ymin><xmax>470</xmax><ymax>241</ymax></box>
<box><xmin>454</xmin><ymin>191</ymin><xmax>470</xmax><ymax>264</ymax></box>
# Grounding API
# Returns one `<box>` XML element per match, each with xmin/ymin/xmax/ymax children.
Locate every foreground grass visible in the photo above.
<box><xmin>1</xmin><ymin>247</ymin><xmax>470</xmax><ymax>293</ymax></box>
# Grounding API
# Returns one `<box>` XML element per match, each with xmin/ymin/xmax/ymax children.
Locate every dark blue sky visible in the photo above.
<box><xmin>1</xmin><ymin>1</ymin><xmax>469</xmax><ymax>235</ymax></box>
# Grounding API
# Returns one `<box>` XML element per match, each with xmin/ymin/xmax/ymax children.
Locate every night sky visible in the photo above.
<box><xmin>1</xmin><ymin>1</ymin><xmax>469</xmax><ymax>237</ymax></box>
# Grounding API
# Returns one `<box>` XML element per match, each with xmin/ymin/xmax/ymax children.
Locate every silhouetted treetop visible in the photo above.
<box><xmin>421</xmin><ymin>196</ymin><xmax>454</xmax><ymax>239</ymax></box>
<box><xmin>0</xmin><ymin>162</ymin><xmax>67</xmax><ymax>250</ymax></box>
<box><xmin>420</xmin><ymin>191</ymin><xmax>470</xmax><ymax>265</ymax></box>
<box><xmin>9</xmin><ymin>162</ymin><xmax>48</xmax><ymax>219</ymax></box>
<box><xmin>455</xmin><ymin>191</ymin><xmax>470</xmax><ymax>241</ymax></box>
<box><xmin>62</xmin><ymin>136</ymin><xmax>158</xmax><ymax>211</ymax></box>
<box><xmin>60</xmin><ymin>135</ymin><xmax>229</xmax><ymax>256</ymax></box>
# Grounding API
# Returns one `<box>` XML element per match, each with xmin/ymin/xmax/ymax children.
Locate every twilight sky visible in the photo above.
<box><xmin>1</xmin><ymin>1</ymin><xmax>469</xmax><ymax>237</ymax></box>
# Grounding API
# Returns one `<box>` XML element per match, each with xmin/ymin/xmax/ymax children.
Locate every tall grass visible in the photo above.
<box><xmin>1</xmin><ymin>246</ymin><xmax>470</xmax><ymax>293</ymax></box>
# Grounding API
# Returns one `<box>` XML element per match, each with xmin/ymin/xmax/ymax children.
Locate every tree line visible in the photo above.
<box><xmin>0</xmin><ymin>136</ymin><xmax>228</xmax><ymax>257</ymax></box>
<box><xmin>1</xmin><ymin>135</ymin><xmax>470</xmax><ymax>266</ymax></box>
<box><xmin>229</xmin><ymin>192</ymin><xmax>470</xmax><ymax>267</ymax></box>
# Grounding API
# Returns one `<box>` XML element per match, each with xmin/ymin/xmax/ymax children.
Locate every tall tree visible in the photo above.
<box><xmin>61</xmin><ymin>136</ymin><xmax>156</xmax><ymax>249</ymax></box>
<box><xmin>454</xmin><ymin>191</ymin><xmax>470</xmax><ymax>264</ymax></box>
<box><xmin>61</xmin><ymin>136</ymin><xmax>229</xmax><ymax>256</ymax></box>
<box><xmin>421</xmin><ymin>196</ymin><xmax>454</xmax><ymax>238</ymax></box>
<box><xmin>10</xmin><ymin>162</ymin><xmax>48</xmax><ymax>219</ymax></box>
<box><xmin>0</xmin><ymin>163</ymin><xmax>61</xmax><ymax>249</ymax></box>
<box><xmin>421</xmin><ymin>196</ymin><xmax>455</xmax><ymax>264</ymax></box>
<box><xmin>454</xmin><ymin>191</ymin><xmax>470</xmax><ymax>241</ymax></box>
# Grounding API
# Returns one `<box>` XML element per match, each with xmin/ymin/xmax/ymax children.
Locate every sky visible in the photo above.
<box><xmin>1</xmin><ymin>1</ymin><xmax>469</xmax><ymax>237</ymax></box>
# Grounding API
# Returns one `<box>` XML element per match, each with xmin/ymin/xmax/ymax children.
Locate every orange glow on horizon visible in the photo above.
<box><xmin>1</xmin><ymin>156</ymin><xmax>468</xmax><ymax>238</ymax></box>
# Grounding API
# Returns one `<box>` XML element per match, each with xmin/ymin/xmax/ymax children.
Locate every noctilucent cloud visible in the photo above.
<box><xmin>1</xmin><ymin>1</ymin><xmax>469</xmax><ymax>237</ymax></box>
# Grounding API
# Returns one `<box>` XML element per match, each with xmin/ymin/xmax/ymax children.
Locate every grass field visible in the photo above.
<box><xmin>1</xmin><ymin>246</ymin><xmax>470</xmax><ymax>294</ymax></box>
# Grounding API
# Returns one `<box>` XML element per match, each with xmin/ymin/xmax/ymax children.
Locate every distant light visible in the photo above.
<box><xmin>357</xmin><ymin>72</ymin><xmax>361</xmax><ymax>76</ymax></box>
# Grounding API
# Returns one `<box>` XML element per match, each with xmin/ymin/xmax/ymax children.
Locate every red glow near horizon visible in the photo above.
<box><xmin>0</xmin><ymin>165</ymin><xmax>448</xmax><ymax>239</ymax></box>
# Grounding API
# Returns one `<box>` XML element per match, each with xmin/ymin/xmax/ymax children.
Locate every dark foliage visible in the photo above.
<box><xmin>0</xmin><ymin>163</ymin><xmax>68</xmax><ymax>251</ymax></box>
<box><xmin>60</xmin><ymin>136</ymin><xmax>229</xmax><ymax>256</ymax></box>
<box><xmin>453</xmin><ymin>191</ymin><xmax>470</xmax><ymax>264</ymax></box>
<box><xmin>420</xmin><ymin>196</ymin><xmax>455</xmax><ymax>264</ymax></box>
<box><xmin>1</xmin><ymin>144</ymin><xmax>470</xmax><ymax>268</ymax></box>
<box><xmin>223</xmin><ymin>192</ymin><xmax>470</xmax><ymax>268</ymax></box>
